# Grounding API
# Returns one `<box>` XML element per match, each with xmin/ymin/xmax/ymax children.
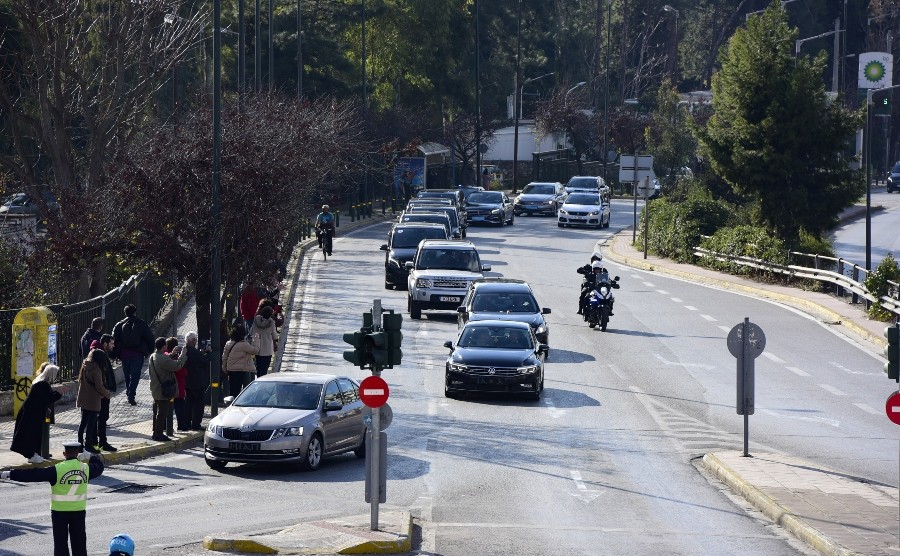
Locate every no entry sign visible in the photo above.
<box><xmin>360</xmin><ymin>375</ymin><xmax>390</xmax><ymax>408</ymax></box>
<box><xmin>886</xmin><ymin>391</ymin><xmax>900</xmax><ymax>425</ymax></box>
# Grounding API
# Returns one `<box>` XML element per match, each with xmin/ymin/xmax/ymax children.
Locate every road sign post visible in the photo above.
<box><xmin>727</xmin><ymin>318</ymin><xmax>766</xmax><ymax>457</ymax></box>
<box><xmin>619</xmin><ymin>154</ymin><xmax>653</xmax><ymax>242</ymax></box>
<box><xmin>360</xmin><ymin>373</ymin><xmax>389</xmax><ymax>530</ymax></box>
<box><xmin>886</xmin><ymin>390</ymin><xmax>900</xmax><ymax>541</ymax></box>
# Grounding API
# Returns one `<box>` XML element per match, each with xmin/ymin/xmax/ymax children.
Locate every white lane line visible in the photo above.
<box><xmin>831</xmin><ymin>361</ymin><xmax>881</xmax><ymax>376</ymax></box>
<box><xmin>818</xmin><ymin>384</ymin><xmax>847</xmax><ymax>396</ymax></box>
<box><xmin>643</xmin><ymin>281</ymin><xmax>656</xmax><ymax>288</ymax></box>
<box><xmin>853</xmin><ymin>403</ymin><xmax>880</xmax><ymax>415</ymax></box>
<box><xmin>569</xmin><ymin>470</ymin><xmax>603</xmax><ymax>503</ymax></box>
<box><xmin>607</xmin><ymin>364</ymin><xmax>627</xmax><ymax>380</ymax></box>
<box><xmin>760</xmin><ymin>409</ymin><xmax>840</xmax><ymax>427</ymax></box>
<box><xmin>700</xmin><ymin>314</ymin><xmax>717</xmax><ymax>322</ymax></box>
<box><xmin>786</xmin><ymin>366</ymin><xmax>811</xmax><ymax>377</ymax></box>
<box><xmin>762</xmin><ymin>352</ymin><xmax>785</xmax><ymax>364</ymax></box>
<box><xmin>684</xmin><ymin>306</ymin><xmax>698</xmax><ymax>311</ymax></box>
<box><xmin>671</xmin><ymin>297</ymin><xmax>683</xmax><ymax>303</ymax></box>
<box><xmin>544</xmin><ymin>397</ymin><xmax>566</xmax><ymax>419</ymax></box>
<box><xmin>656</xmin><ymin>289</ymin><xmax>670</xmax><ymax>295</ymax></box>
<box><xmin>631</xmin><ymin>275</ymin><xmax>643</xmax><ymax>280</ymax></box>
<box><xmin>718</xmin><ymin>325</ymin><xmax>732</xmax><ymax>333</ymax></box>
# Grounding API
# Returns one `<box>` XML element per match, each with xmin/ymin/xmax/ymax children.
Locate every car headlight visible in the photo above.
<box><xmin>517</xmin><ymin>365</ymin><xmax>538</xmax><ymax>374</ymax></box>
<box><xmin>416</xmin><ymin>278</ymin><xmax>433</xmax><ymax>288</ymax></box>
<box><xmin>271</xmin><ymin>426</ymin><xmax>304</xmax><ymax>439</ymax></box>
<box><xmin>559</xmin><ymin>208</ymin><xmax>568</xmax><ymax>215</ymax></box>
<box><xmin>491</xmin><ymin>209</ymin><xmax>502</xmax><ymax>215</ymax></box>
<box><xmin>449</xmin><ymin>363</ymin><xmax>468</xmax><ymax>372</ymax></box>
<box><xmin>514</xmin><ymin>197</ymin><xmax>522</xmax><ymax>204</ymax></box>
<box><xmin>588</xmin><ymin>210</ymin><xmax>599</xmax><ymax>216</ymax></box>
<box><xmin>535</xmin><ymin>324</ymin><xmax>547</xmax><ymax>335</ymax></box>
<box><xmin>206</xmin><ymin>423</ymin><xmax>222</xmax><ymax>436</ymax></box>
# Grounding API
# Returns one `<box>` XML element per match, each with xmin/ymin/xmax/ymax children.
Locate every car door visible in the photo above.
<box><xmin>321</xmin><ymin>380</ymin><xmax>345</xmax><ymax>453</ymax></box>
<box><xmin>336</xmin><ymin>378</ymin><xmax>365</xmax><ymax>450</ymax></box>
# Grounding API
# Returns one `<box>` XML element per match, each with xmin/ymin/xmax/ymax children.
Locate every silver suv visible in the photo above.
<box><xmin>405</xmin><ymin>240</ymin><xmax>491</xmax><ymax>320</ymax></box>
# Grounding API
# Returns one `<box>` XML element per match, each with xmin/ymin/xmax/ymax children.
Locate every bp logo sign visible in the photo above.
<box><xmin>859</xmin><ymin>52</ymin><xmax>893</xmax><ymax>89</ymax></box>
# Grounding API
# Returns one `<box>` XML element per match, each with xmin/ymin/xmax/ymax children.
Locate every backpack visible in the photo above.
<box><xmin>121</xmin><ymin>319</ymin><xmax>141</xmax><ymax>349</ymax></box>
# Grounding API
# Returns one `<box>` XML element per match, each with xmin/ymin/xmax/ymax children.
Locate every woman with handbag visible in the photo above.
<box><xmin>76</xmin><ymin>349</ymin><xmax>113</xmax><ymax>453</ymax></box>
<box><xmin>149</xmin><ymin>337</ymin><xmax>188</xmax><ymax>442</ymax></box>
<box><xmin>252</xmin><ymin>306</ymin><xmax>279</xmax><ymax>377</ymax></box>
<box><xmin>223</xmin><ymin>325</ymin><xmax>260</xmax><ymax>397</ymax></box>
<box><xmin>10</xmin><ymin>363</ymin><xmax>62</xmax><ymax>463</ymax></box>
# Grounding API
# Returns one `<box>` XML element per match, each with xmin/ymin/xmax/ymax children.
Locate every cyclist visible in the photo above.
<box><xmin>315</xmin><ymin>204</ymin><xmax>336</xmax><ymax>256</ymax></box>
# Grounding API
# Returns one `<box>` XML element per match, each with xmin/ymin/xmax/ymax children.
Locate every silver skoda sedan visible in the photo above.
<box><xmin>204</xmin><ymin>373</ymin><xmax>367</xmax><ymax>471</ymax></box>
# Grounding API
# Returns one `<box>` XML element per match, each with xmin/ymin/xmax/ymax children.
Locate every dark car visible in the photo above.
<box><xmin>456</xmin><ymin>184</ymin><xmax>485</xmax><ymax>201</ymax></box>
<box><xmin>888</xmin><ymin>163</ymin><xmax>900</xmax><ymax>193</ymax></box>
<box><xmin>457</xmin><ymin>279</ymin><xmax>550</xmax><ymax>347</ymax></box>
<box><xmin>0</xmin><ymin>191</ymin><xmax>59</xmax><ymax>217</ymax></box>
<box><xmin>204</xmin><ymin>373</ymin><xmax>367</xmax><ymax>471</ymax></box>
<box><xmin>565</xmin><ymin>176</ymin><xmax>610</xmax><ymax>196</ymax></box>
<box><xmin>416</xmin><ymin>189</ymin><xmax>468</xmax><ymax>223</ymax></box>
<box><xmin>466</xmin><ymin>191</ymin><xmax>514</xmax><ymax>226</ymax></box>
<box><xmin>397</xmin><ymin>212</ymin><xmax>452</xmax><ymax>238</ymax></box>
<box><xmin>406</xmin><ymin>205</ymin><xmax>466</xmax><ymax>238</ymax></box>
<box><xmin>380</xmin><ymin>223</ymin><xmax>449</xmax><ymax>290</ymax></box>
<box><xmin>443</xmin><ymin>320</ymin><xmax>547</xmax><ymax>400</ymax></box>
<box><xmin>513</xmin><ymin>182</ymin><xmax>566</xmax><ymax>216</ymax></box>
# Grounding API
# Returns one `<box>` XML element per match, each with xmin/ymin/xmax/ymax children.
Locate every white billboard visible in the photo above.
<box><xmin>858</xmin><ymin>52</ymin><xmax>893</xmax><ymax>89</ymax></box>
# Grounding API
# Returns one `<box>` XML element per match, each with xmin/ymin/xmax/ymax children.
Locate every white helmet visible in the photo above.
<box><xmin>591</xmin><ymin>250</ymin><xmax>603</xmax><ymax>262</ymax></box>
<box><xmin>591</xmin><ymin>261</ymin><xmax>604</xmax><ymax>270</ymax></box>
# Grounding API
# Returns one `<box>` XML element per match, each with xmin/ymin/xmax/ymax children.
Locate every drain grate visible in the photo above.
<box><xmin>106</xmin><ymin>483</ymin><xmax>164</xmax><ymax>494</ymax></box>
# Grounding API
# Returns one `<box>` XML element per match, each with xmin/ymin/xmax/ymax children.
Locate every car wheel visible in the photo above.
<box><xmin>384</xmin><ymin>281</ymin><xmax>393</xmax><ymax>290</ymax></box>
<box><xmin>205</xmin><ymin>457</ymin><xmax>227</xmax><ymax>470</ymax></box>
<box><xmin>557</xmin><ymin>222</ymin><xmax>564</xmax><ymax>228</ymax></box>
<box><xmin>300</xmin><ymin>433</ymin><xmax>323</xmax><ymax>471</ymax></box>
<box><xmin>409</xmin><ymin>297</ymin><xmax>422</xmax><ymax>320</ymax></box>
<box><xmin>353</xmin><ymin>433</ymin><xmax>367</xmax><ymax>458</ymax></box>
<box><xmin>508</xmin><ymin>213</ymin><xmax>515</xmax><ymax>225</ymax></box>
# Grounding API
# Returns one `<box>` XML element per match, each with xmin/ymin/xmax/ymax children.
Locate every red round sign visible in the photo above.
<box><xmin>886</xmin><ymin>391</ymin><xmax>900</xmax><ymax>425</ymax></box>
<box><xmin>359</xmin><ymin>375</ymin><xmax>390</xmax><ymax>408</ymax></box>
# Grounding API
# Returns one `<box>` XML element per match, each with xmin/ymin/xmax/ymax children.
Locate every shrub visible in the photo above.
<box><xmin>638</xmin><ymin>191</ymin><xmax>733</xmax><ymax>262</ymax></box>
<box><xmin>699</xmin><ymin>225</ymin><xmax>790</xmax><ymax>277</ymax></box>
<box><xmin>864</xmin><ymin>254</ymin><xmax>900</xmax><ymax>321</ymax></box>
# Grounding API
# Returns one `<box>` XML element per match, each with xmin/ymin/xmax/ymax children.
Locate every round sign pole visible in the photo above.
<box><xmin>360</xmin><ymin>374</ymin><xmax>389</xmax><ymax>531</ymax></box>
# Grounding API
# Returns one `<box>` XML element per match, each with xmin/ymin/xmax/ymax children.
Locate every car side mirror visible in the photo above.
<box><xmin>481</xmin><ymin>264</ymin><xmax>491</xmax><ymax>272</ymax></box>
<box><xmin>457</xmin><ymin>306</ymin><xmax>467</xmax><ymax>314</ymax></box>
<box><xmin>379</xmin><ymin>244</ymin><xmax>388</xmax><ymax>251</ymax></box>
<box><xmin>443</xmin><ymin>340</ymin><xmax>454</xmax><ymax>350</ymax></box>
<box><xmin>542</xmin><ymin>307</ymin><xmax>551</xmax><ymax>314</ymax></box>
<box><xmin>324</xmin><ymin>400</ymin><xmax>343</xmax><ymax>412</ymax></box>
<box><xmin>223</xmin><ymin>396</ymin><xmax>234</xmax><ymax>406</ymax></box>
<box><xmin>404</xmin><ymin>261</ymin><xmax>414</xmax><ymax>270</ymax></box>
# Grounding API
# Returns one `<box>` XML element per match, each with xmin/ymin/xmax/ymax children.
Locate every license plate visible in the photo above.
<box><xmin>228</xmin><ymin>442</ymin><xmax>260</xmax><ymax>452</ymax></box>
<box><xmin>439</xmin><ymin>296</ymin><xmax>461</xmax><ymax>303</ymax></box>
<box><xmin>526</xmin><ymin>205</ymin><xmax>538</xmax><ymax>210</ymax></box>
<box><xmin>471</xmin><ymin>216</ymin><xmax>485</xmax><ymax>221</ymax></box>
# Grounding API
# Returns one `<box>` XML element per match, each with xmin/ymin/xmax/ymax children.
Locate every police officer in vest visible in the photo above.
<box><xmin>1</xmin><ymin>440</ymin><xmax>104</xmax><ymax>556</ymax></box>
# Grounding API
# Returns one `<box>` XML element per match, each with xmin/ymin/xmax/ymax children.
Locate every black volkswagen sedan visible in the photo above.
<box><xmin>457</xmin><ymin>279</ymin><xmax>550</xmax><ymax>346</ymax></box>
<box><xmin>444</xmin><ymin>320</ymin><xmax>547</xmax><ymax>400</ymax></box>
<box><xmin>380</xmin><ymin>223</ymin><xmax>449</xmax><ymax>289</ymax></box>
<box><xmin>466</xmin><ymin>191</ymin><xmax>515</xmax><ymax>226</ymax></box>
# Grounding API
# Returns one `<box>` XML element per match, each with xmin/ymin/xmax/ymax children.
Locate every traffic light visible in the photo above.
<box><xmin>343</xmin><ymin>331</ymin><xmax>367</xmax><ymax>367</ymax></box>
<box><xmin>383</xmin><ymin>312</ymin><xmax>403</xmax><ymax>366</ymax></box>
<box><xmin>364</xmin><ymin>331</ymin><xmax>389</xmax><ymax>366</ymax></box>
<box><xmin>884</xmin><ymin>325</ymin><xmax>899</xmax><ymax>381</ymax></box>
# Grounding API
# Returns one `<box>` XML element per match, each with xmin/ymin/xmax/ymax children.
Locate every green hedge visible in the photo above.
<box><xmin>864</xmin><ymin>254</ymin><xmax>900</xmax><ymax>321</ymax></box>
<box><xmin>638</xmin><ymin>193</ymin><xmax>733</xmax><ymax>262</ymax></box>
<box><xmin>699</xmin><ymin>225</ymin><xmax>790</xmax><ymax>276</ymax></box>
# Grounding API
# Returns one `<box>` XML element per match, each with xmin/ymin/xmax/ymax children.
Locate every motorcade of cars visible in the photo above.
<box><xmin>888</xmin><ymin>162</ymin><xmax>900</xmax><ymax>193</ymax></box>
<box><xmin>397</xmin><ymin>212</ymin><xmax>452</xmax><ymax>238</ymax></box>
<box><xmin>443</xmin><ymin>320</ymin><xmax>547</xmax><ymax>400</ymax></box>
<box><xmin>557</xmin><ymin>191</ymin><xmax>611</xmax><ymax>229</ymax></box>
<box><xmin>405</xmin><ymin>198</ymin><xmax>454</xmax><ymax>212</ymax></box>
<box><xmin>457</xmin><ymin>278</ymin><xmax>550</xmax><ymax>347</ymax></box>
<box><xmin>406</xmin><ymin>239</ymin><xmax>490</xmax><ymax>319</ymax></box>
<box><xmin>417</xmin><ymin>189</ymin><xmax>468</xmax><ymax>224</ymax></box>
<box><xmin>380</xmin><ymin>223</ymin><xmax>449</xmax><ymax>290</ymax></box>
<box><xmin>203</xmin><ymin>372</ymin><xmax>367</xmax><ymax>471</ymax></box>
<box><xmin>406</xmin><ymin>205</ymin><xmax>466</xmax><ymax>238</ymax></box>
<box><xmin>465</xmin><ymin>190</ymin><xmax>514</xmax><ymax>226</ymax></box>
<box><xmin>565</xmin><ymin>176</ymin><xmax>610</xmax><ymax>197</ymax></box>
<box><xmin>455</xmin><ymin>184</ymin><xmax>485</xmax><ymax>201</ymax></box>
<box><xmin>513</xmin><ymin>181</ymin><xmax>566</xmax><ymax>216</ymax></box>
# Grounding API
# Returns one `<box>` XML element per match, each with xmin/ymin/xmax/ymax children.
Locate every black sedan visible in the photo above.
<box><xmin>457</xmin><ymin>278</ymin><xmax>550</xmax><ymax>346</ymax></box>
<box><xmin>513</xmin><ymin>182</ymin><xmax>566</xmax><ymax>216</ymax></box>
<box><xmin>444</xmin><ymin>320</ymin><xmax>547</xmax><ymax>400</ymax></box>
<box><xmin>380</xmin><ymin>223</ymin><xmax>449</xmax><ymax>289</ymax></box>
<box><xmin>465</xmin><ymin>191</ymin><xmax>514</xmax><ymax>226</ymax></box>
<box><xmin>888</xmin><ymin>162</ymin><xmax>900</xmax><ymax>193</ymax></box>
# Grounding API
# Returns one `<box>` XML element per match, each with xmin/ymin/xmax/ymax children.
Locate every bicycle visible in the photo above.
<box><xmin>316</xmin><ymin>227</ymin><xmax>335</xmax><ymax>260</ymax></box>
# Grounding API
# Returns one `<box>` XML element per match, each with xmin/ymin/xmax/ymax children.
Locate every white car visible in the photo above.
<box><xmin>557</xmin><ymin>192</ymin><xmax>611</xmax><ymax>229</ymax></box>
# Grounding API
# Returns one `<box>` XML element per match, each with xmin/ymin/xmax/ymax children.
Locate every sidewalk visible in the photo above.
<box><xmin>604</xmin><ymin>229</ymin><xmax>900</xmax><ymax>556</ymax></box>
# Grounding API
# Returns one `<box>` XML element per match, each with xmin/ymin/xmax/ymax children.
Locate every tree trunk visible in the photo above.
<box><xmin>195</xmin><ymin>273</ymin><xmax>212</xmax><ymax>343</ymax></box>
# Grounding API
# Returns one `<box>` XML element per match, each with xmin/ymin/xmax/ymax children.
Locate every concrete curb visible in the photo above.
<box><xmin>601</xmin><ymin>232</ymin><xmax>886</xmax><ymax>349</ymax></box>
<box><xmin>202</xmin><ymin>511</ymin><xmax>413</xmax><ymax>554</ymax></box>
<box><xmin>700</xmin><ymin>453</ymin><xmax>856</xmax><ymax>556</ymax></box>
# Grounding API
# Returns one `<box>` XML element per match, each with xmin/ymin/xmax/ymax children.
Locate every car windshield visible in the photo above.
<box><xmin>233</xmin><ymin>381</ymin><xmax>323</xmax><ymax>410</ymax></box>
<box><xmin>565</xmin><ymin>194</ymin><xmax>600</xmax><ymax>205</ymax></box>
<box><xmin>458</xmin><ymin>326</ymin><xmax>534</xmax><ymax>349</ymax></box>
<box><xmin>410</xmin><ymin>207</ymin><xmax>459</xmax><ymax>227</ymax></box>
<box><xmin>401</xmin><ymin>214</ymin><xmax>451</xmax><ymax>234</ymax></box>
<box><xmin>417</xmin><ymin>248</ymin><xmax>480</xmax><ymax>271</ymax></box>
<box><xmin>567</xmin><ymin>178</ymin><xmax>598</xmax><ymax>189</ymax></box>
<box><xmin>392</xmin><ymin>227</ymin><xmax>447</xmax><ymax>249</ymax></box>
<box><xmin>468</xmin><ymin>192</ymin><xmax>502</xmax><ymax>204</ymax></box>
<box><xmin>523</xmin><ymin>184</ymin><xmax>556</xmax><ymax>195</ymax></box>
<box><xmin>472</xmin><ymin>292</ymin><xmax>538</xmax><ymax>313</ymax></box>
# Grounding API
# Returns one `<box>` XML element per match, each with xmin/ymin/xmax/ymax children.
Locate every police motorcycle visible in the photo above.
<box><xmin>577</xmin><ymin>258</ymin><xmax>619</xmax><ymax>331</ymax></box>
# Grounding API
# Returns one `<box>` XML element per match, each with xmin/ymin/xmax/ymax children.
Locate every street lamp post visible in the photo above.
<box><xmin>512</xmin><ymin>0</ymin><xmax>521</xmax><ymax>193</ymax></box>
<box><xmin>297</xmin><ymin>0</ymin><xmax>302</xmax><ymax>99</ymax></box>
<box><xmin>210</xmin><ymin>0</ymin><xmax>223</xmax><ymax>417</ymax></box>
<box><xmin>603</xmin><ymin>0</ymin><xmax>611</xmax><ymax>187</ymax></box>
<box><xmin>745</xmin><ymin>0</ymin><xmax>799</xmax><ymax>22</ymax></box>
<box><xmin>268</xmin><ymin>0</ymin><xmax>274</xmax><ymax>92</ymax></box>
<box><xmin>238</xmin><ymin>0</ymin><xmax>245</xmax><ymax>111</ymax></box>
<box><xmin>475</xmin><ymin>0</ymin><xmax>482</xmax><ymax>185</ymax></box>
<box><xmin>662</xmin><ymin>5</ymin><xmax>679</xmax><ymax>81</ymax></box>
<box><xmin>565</xmin><ymin>81</ymin><xmax>587</xmax><ymax>102</ymax></box>
<box><xmin>513</xmin><ymin>71</ymin><xmax>554</xmax><ymax>193</ymax></box>
<box><xmin>255</xmin><ymin>0</ymin><xmax>261</xmax><ymax>92</ymax></box>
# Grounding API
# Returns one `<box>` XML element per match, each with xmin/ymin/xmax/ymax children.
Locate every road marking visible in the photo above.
<box><xmin>818</xmin><ymin>384</ymin><xmax>846</xmax><ymax>396</ymax></box>
<box><xmin>656</xmin><ymin>289</ymin><xmax>670</xmax><ymax>295</ymax></box>
<box><xmin>831</xmin><ymin>361</ymin><xmax>881</xmax><ymax>376</ymax></box>
<box><xmin>670</xmin><ymin>297</ymin><xmax>683</xmax><ymax>303</ymax></box>
<box><xmin>642</xmin><ymin>281</ymin><xmax>655</xmax><ymax>288</ymax></box>
<box><xmin>569</xmin><ymin>470</ymin><xmax>602</xmax><ymax>503</ymax></box>
<box><xmin>607</xmin><ymin>364</ymin><xmax>627</xmax><ymax>380</ymax></box>
<box><xmin>718</xmin><ymin>325</ymin><xmax>732</xmax><ymax>333</ymax></box>
<box><xmin>654</xmin><ymin>353</ymin><xmax>716</xmax><ymax>370</ymax></box>
<box><xmin>762</xmin><ymin>352</ymin><xmax>785</xmax><ymax>364</ymax></box>
<box><xmin>700</xmin><ymin>314</ymin><xmax>717</xmax><ymax>322</ymax></box>
<box><xmin>684</xmin><ymin>305</ymin><xmax>698</xmax><ymax>311</ymax></box>
<box><xmin>853</xmin><ymin>403</ymin><xmax>880</xmax><ymax>415</ymax></box>
<box><xmin>760</xmin><ymin>409</ymin><xmax>840</xmax><ymax>427</ymax></box>
<box><xmin>786</xmin><ymin>366</ymin><xmax>811</xmax><ymax>377</ymax></box>
<box><xmin>631</xmin><ymin>274</ymin><xmax>643</xmax><ymax>280</ymax></box>
<box><xmin>544</xmin><ymin>397</ymin><xmax>565</xmax><ymax>419</ymax></box>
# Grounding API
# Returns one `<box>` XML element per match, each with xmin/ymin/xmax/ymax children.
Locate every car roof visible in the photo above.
<box><xmin>255</xmin><ymin>372</ymin><xmax>347</xmax><ymax>384</ymax></box>
<box><xmin>419</xmin><ymin>239</ymin><xmax>476</xmax><ymax>250</ymax></box>
<box><xmin>463</xmin><ymin>319</ymin><xmax>531</xmax><ymax>330</ymax></box>
<box><xmin>393</xmin><ymin>222</ymin><xmax>447</xmax><ymax>231</ymax></box>
<box><xmin>525</xmin><ymin>181</ymin><xmax>562</xmax><ymax>187</ymax></box>
<box><xmin>471</xmin><ymin>279</ymin><xmax>531</xmax><ymax>292</ymax></box>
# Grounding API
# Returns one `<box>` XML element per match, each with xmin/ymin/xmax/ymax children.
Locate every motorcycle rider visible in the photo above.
<box><xmin>578</xmin><ymin>257</ymin><xmax>618</xmax><ymax>317</ymax></box>
<box><xmin>576</xmin><ymin>251</ymin><xmax>607</xmax><ymax>315</ymax></box>
<box><xmin>315</xmin><ymin>204</ymin><xmax>336</xmax><ymax>255</ymax></box>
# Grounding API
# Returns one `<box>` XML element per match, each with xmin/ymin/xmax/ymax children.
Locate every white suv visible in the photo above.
<box><xmin>405</xmin><ymin>240</ymin><xmax>491</xmax><ymax>320</ymax></box>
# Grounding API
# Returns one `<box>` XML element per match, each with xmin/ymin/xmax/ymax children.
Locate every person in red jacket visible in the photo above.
<box><xmin>239</xmin><ymin>283</ymin><xmax>259</xmax><ymax>338</ymax></box>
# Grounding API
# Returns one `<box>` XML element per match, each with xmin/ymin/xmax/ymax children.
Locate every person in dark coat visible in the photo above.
<box><xmin>184</xmin><ymin>331</ymin><xmax>211</xmax><ymax>430</ymax></box>
<box><xmin>10</xmin><ymin>363</ymin><xmax>62</xmax><ymax>464</ymax></box>
<box><xmin>79</xmin><ymin>317</ymin><xmax>104</xmax><ymax>358</ymax></box>
<box><xmin>89</xmin><ymin>335</ymin><xmax>118</xmax><ymax>452</ymax></box>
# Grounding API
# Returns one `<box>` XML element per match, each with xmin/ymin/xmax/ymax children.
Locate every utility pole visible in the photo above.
<box><xmin>268</xmin><ymin>0</ymin><xmax>273</xmax><ymax>92</ymax></box>
<box><xmin>512</xmin><ymin>0</ymin><xmax>521</xmax><ymax>193</ymax></box>
<box><xmin>475</xmin><ymin>0</ymin><xmax>482</xmax><ymax>184</ymax></box>
<box><xmin>255</xmin><ymin>0</ymin><xmax>261</xmax><ymax>92</ymax></box>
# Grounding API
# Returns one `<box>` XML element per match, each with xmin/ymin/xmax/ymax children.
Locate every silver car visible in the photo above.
<box><xmin>204</xmin><ymin>373</ymin><xmax>367</xmax><ymax>471</ymax></box>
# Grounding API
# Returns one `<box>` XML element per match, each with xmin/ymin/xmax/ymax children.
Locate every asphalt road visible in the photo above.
<box><xmin>832</xmin><ymin>189</ymin><xmax>900</xmax><ymax>267</ymax></box>
<box><xmin>1</xmin><ymin>199</ymin><xmax>895</xmax><ymax>555</ymax></box>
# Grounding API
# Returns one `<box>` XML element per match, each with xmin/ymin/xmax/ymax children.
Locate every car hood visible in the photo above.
<box><xmin>468</xmin><ymin>313</ymin><xmax>544</xmax><ymax>328</ymax></box>
<box><xmin>413</xmin><ymin>269</ymin><xmax>483</xmax><ymax>278</ymax></box>
<box><xmin>212</xmin><ymin>406</ymin><xmax>314</xmax><ymax>429</ymax></box>
<box><xmin>561</xmin><ymin>203</ymin><xmax>601</xmax><ymax>211</ymax></box>
<box><xmin>516</xmin><ymin>194</ymin><xmax>555</xmax><ymax>202</ymax></box>
<box><xmin>388</xmin><ymin>247</ymin><xmax>418</xmax><ymax>262</ymax></box>
<box><xmin>467</xmin><ymin>202</ymin><xmax>502</xmax><ymax>210</ymax></box>
<box><xmin>450</xmin><ymin>348</ymin><xmax>537</xmax><ymax>367</ymax></box>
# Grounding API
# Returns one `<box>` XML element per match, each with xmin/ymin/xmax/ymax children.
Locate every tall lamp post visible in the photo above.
<box><xmin>210</xmin><ymin>0</ymin><xmax>223</xmax><ymax>417</ymax></box>
<box><xmin>513</xmin><ymin>72</ymin><xmax>553</xmax><ymax>194</ymax></box>
<box><xmin>662</xmin><ymin>5</ymin><xmax>679</xmax><ymax>81</ymax></box>
<box><xmin>268</xmin><ymin>0</ymin><xmax>274</xmax><ymax>91</ymax></box>
<box><xmin>512</xmin><ymin>0</ymin><xmax>521</xmax><ymax>193</ymax></box>
<box><xmin>565</xmin><ymin>81</ymin><xmax>586</xmax><ymax>103</ymax></box>
<box><xmin>238</xmin><ymin>0</ymin><xmax>245</xmax><ymax>111</ymax></box>
<box><xmin>475</xmin><ymin>0</ymin><xmax>482</xmax><ymax>185</ymax></box>
<box><xmin>603</xmin><ymin>0</ymin><xmax>611</xmax><ymax>187</ymax></box>
<box><xmin>255</xmin><ymin>0</ymin><xmax>261</xmax><ymax>92</ymax></box>
<box><xmin>297</xmin><ymin>0</ymin><xmax>302</xmax><ymax>99</ymax></box>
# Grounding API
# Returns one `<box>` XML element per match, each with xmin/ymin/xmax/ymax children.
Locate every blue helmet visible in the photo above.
<box><xmin>109</xmin><ymin>533</ymin><xmax>134</xmax><ymax>556</ymax></box>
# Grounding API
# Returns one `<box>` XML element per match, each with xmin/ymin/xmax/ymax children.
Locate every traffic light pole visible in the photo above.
<box><xmin>370</xmin><ymin>298</ymin><xmax>382</xmax><ymax>531</ymax></box>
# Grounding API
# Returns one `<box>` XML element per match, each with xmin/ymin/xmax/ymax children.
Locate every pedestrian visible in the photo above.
<box><xmin>79</xmin><ymin>317</ymin><xmax>104</xmax><ymax>358</ymax></box>
<box><xmin>482</xmin><ymin>168</ymin><xmax>492</xmax><ymax>190</ymax></box>
<box><xmin>76</xmin><ymin>349</ymin><xmax>112</xmax><ymax>454</ymax></box>
<box><xmin>111</xmin><ymin>304</ymin><xmax>155</xmax><ymax>406</ymax></box>
<box><xmin>88</xmin><ymin>336</ymin><xmax>118</xmax><ymax>452</ymax></box>
<box><xmin>222</xmin><ymin>324</ymin><xmax>259</xmax><ymax>397</ymax></box>
<box><xmin>148</xmin><ymin>337</ymin><xmax>187</xmax><ymax>442</ymax></box>
<box><xmin>10</xmin><ymin>363</ymin><xmax>62</xmax><ymax>464</ymax></box>
<box><xmin>184</xmin><ymin>331</ymin><xmax>211</xmax><ymax>431</ymax></box>
<box><xmin>253</xmin><ymin>305</ymin><xmax>279</xmax><ymax>377</ymax></box>
<box><xmin>0</xmin><ymin>440</ymin><xmax>103</xmax><ymax>556</ymax></box>
<box><xmin>239</xmin><ymin>283</ymin><xmax>259</xmax><ymax>337</ymax></box>
<box><xmin>109</xmin><ymin>533</ymin><xmax>135</xmax><ymax>556</ymax></box>
<box><xmin>165</xmin><ymin>337</ymin><xmax>189</xmax><ymax>434</ymax></box>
